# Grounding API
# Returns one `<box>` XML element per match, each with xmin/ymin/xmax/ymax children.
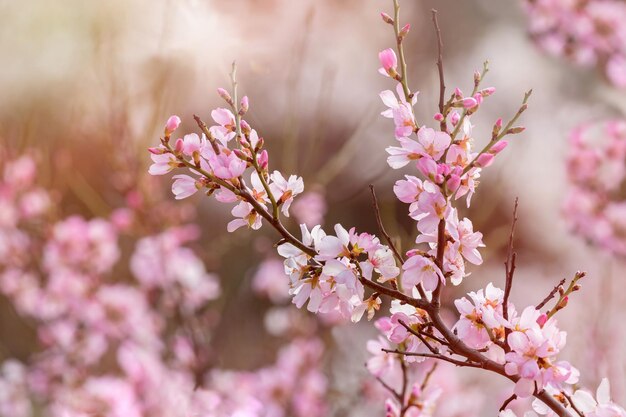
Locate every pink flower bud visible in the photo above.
<box><xmin>476</xmin><ymin>153</ymin><xmax>495</xmax><ymax>168</ymax></box>
<box><xmin>447</xmin><ymin>174</ymin><xmax>461</xmax><ymax>193</ymax></box>
<box><xmin>174</xmin><ymin>138</ymin><xmax>184</xmax><ymax>154</ymax></box>
<box><xmin>480</xmin><ymin>87</ymin><xmax>496</xmax><ymax>97</ymax></box>
<box><xmin>536</xmin><ymin>313</ymin><xmax>548</xmax><ymax>327</ymax></box>
<box><xmin>165</xmin><ymin>115</ymin><xmax>181</xmax><ymax>134</ymax></box>
<box><xmin>380</xmin><ymin>12</ymin><xmax>394</xmax><ymax>24</ymax></box>
<box><xmin>454</xmin><ymin>87</ymin><xmax>463</xmax><ymax>98</ymax></box>
<box><xmin>240</xmin><ymin>119</ymin><xmax>251</xmax><ymax>134</ymax></box>
<box><xmin>495</xmin><ymin>118</ymin><xmax>503</xmax><ymax>129</ymax></box>
<box><xmin>379</xmin><ymin>48</ymin><xmax>398</xmax><ymax>72</ymax></box>
<box><xmin>434</xmin><ymin>113</ymin><xmax>444</xmax><ymax>121</ymax></box>
<box><xmin>472</xmin><ymin>93</ymin><xmax>483</xmax><ymax>105</ymax></box>
<box><xmin>233</xmin><ymin>149</ymin><xmax>248</xmax><ymax>161</ymax></box>
<box><xmin>490</xmin><ymin>140</ymin><xmax>508</xmax><ymax>154</ymax></box>
<box><xmin>240</xmin><ymin>96</ymin><xmax>249</xmax><ymax>114</ymax></box>
<box><xmin>217</xmin><ymin>88</ymin><xmax>233</xmax><ymax>104</ymax></box>
<box><xmin>399</xmin><ymin>23</ymin><xmax>410</xmax><ymax>38</ymax></box>
<box><xmin>450</xmin><ymin>111</ymin><xmax>460</xmax><ymax>126</ymax></box>
<box><xmin>148</xmin><ymin>147</ymin><xmax>166</xmax><ymax>155</ymax></box>
<box><xmin>462</xmin><ymin>97</ymin><xmax>478</xmax><ymax>109</ymax></box>
<box><xmin>258</xmin><ymin>149</ymin><xmax>269</xmax><ymax>169</ymax></box>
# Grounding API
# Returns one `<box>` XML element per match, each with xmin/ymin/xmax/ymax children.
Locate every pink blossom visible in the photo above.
<box><xmin>415</xmin><ymin>127</ymin><xmax>451</xmax><ymax>160</ymax></box>
<box><xmin>269</xmin><ymin>171</ymin><xmax>304</xmax><ymax>216</ymax></box>
<box><xmin>379</xmin><ymin>48</ymin><xmax>398</xmax><ymax>76</ymax></box>
<box><xmin>164</xmin><ymin>115</ymin><xmax>181</xmax><ymax>134</ymax></box>
<box><xmin>401</xmin><ymin>253</ymin><xmax>444</xmax><ymax>292</ymax></box>
<box><xmin>208</xmin><ymin>149</ymin><xmax>246</xmax><ymax>180</ymax></box>
<box><xmin>148</xmin><ymin>150</ymin><xmax>178</xmax><ymax>175</ymax></box>
<box><xmin>171</xmin><ymin>174</ymin><xmax>201</xmax><ymax>200</ymax></box>
<box><xmin>227</xmin><ymin>201</ymin><xmax>262</xmax><ymax>232</ymax></box>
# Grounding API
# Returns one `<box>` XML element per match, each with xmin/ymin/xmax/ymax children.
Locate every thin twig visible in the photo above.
<box><xmin>370</xmin><ymin>185</ymin><xmax>405</xmax><ymax>264</ymax></box>
<box><xmin>499</xmin><ymin>394</ymin><xmax>518</xmax><ymax>412</ymax></box>
<box><xmin>431</xmin><ymin>9</ymin><xmax>445</xmax><ymax>114</ymax></box>
<box><xmin>503</xmin><ymin>198</ymin><xmax>519</xmax><ymax>326</ymax></box>
<box><xmin>536</xmin><ymin>278</ymin><xmax>566</xmax><ymax>310</ymax></box>
<box><xmin>420</xmin><ymin>362</ymin><xmax>439</xmax><ymax>391</ymax></box>
<box><xmin>563</xmin><ymin>392</ymin><xmax>584</xmax><ymax>417</ymax></box>
<box><xmin>382</xmin><ymin>348</ymin><xmax>483</xmax><ymax>368</ymax></box>
<box><xmin>375</xmin><ymin>375</ymin><xmax>403</xmax><ymax>402</ymax></box>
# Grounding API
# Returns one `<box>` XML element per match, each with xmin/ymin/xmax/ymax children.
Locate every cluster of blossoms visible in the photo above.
<box><xmin>0</xmin><ymin>149</ymin><xmax>332</xmax><ymax>417</ymax></box>
<box><xmin>144</xmin><ymin>1</ymin><xmax>626</xmax><ymax>416</ymax></box>
<box><xmin>563</xmin><ymin>119</ymin><xmax>626</xmax><ymax>256</ymax></box>
<box><xmin>522</xmin><ymin>0</ymin><xmax>626</xmax><ymax>87</ymax></box>
<box><xmin>501</xmin><ymin>379</ymin><xmax>626</xmax><ymax>417</ymax></box>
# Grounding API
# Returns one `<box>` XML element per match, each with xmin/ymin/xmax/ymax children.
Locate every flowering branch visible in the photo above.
<box><xmin>146</xmin><ymin>1</ymin><xmax>625</xmax><ymax>416</ymax></box>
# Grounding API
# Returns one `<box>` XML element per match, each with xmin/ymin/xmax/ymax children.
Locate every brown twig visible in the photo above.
<box><xmin>563</xmin><ymin>392</ymin><xmax>584</xmax><ymax>417</ymax></box>
<box><xmin>382</xmin><ymin>348</ymin><xmax>483</xmax><ymax>368</ymax></box>
<box><xmin>431</xmin><ymin>9</ymin><xmax>445</xmax><ymax>114</ymax></box>
<box><xmin>536</xmin><ymin>278</ymin><xmax>566</xmax><ymax>310</ymax></box>
<box><xmin>503</xmin><ymin>198</ymin><xmax>519</xmax><ymax>327</ymax></box>
<box><xmin>499</xmin><ymin>394</ymin><xmax>518</xmax><ymax>412</ymax></box>
<box><xmin>369</xmin><ymin>185</ymin><xmax>405</xmax><ymax>264</ymax></box>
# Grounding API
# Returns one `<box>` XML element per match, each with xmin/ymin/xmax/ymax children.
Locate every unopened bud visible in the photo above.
<box><xmin>233</xmin><ymin>149</ymin><xmax>248</xmax><ymax>161</ymax></box>
<box><xmin>148</xmin><ymin>147</ymin><xmax>166</xmax><ymax>155</ymax></box>
<box><xmin>479</xmin><ymin>87</ymin><xmax>496</xmax><ymax>97</ymax></box>
<box><xmin>258</xmin><ymin>149</ymin><xmax>269</xmax><ymax>169</ymax></box>
<box><xmin>491</xmin><ymin>140</ymin><xmax>508</xmax><ymax>154</ymax></box>
<box><xmin>380</xmin><ymin>12</ymin><xmax>394</xmax><ymax>25</ymax></box>
<box><xmin>256</xmin><ymin>136</ymin><xmax>265</xmax><ymax>151</ymax></box>
<box><xmin>217</xmin><ymin>88</ymin><xmax>233</xmax><ymax>105</ymax></box>
<box><xmin>474</xmin><ymin>70</ymin><xmax>481</xmax><ymax>86</ymax></box>
<box><xmin>476</xmin><ymin>153</ymin><xmax>495</xmax><ymax>168</ymax></box>
<box><xmin>239</xmin><ymin>96</ymin><xmax>249</xmax><ymax>115</ymax></box>
<box><xmin>558</xmin><ymin>296</ymin><xmax>569</xmax><ymax>309</ymax></box>
<box><xmin>536</xmin><ymin>313</ymin><xmax>548</xmax><ymax>327</ymax></box>
<box><xmin>399</xmin><ymin>23</ymin><xmax>410</xmax><ymax>39</ymax></box>
<box><xmin>164</xmin><ymin>115</ymin><xmax>181</xmax><ymax>135</ymax></box>
<box><xmin>454</xmin><ymin>87</ymin><xmax>463</xmax><ymax>99</ymax></box>
<box><xmin>506</xmin><ymin>127</ymin><xmax>526</xmax><ymax>135</ymax></box>
<box><xmin>434</xmin><ymin>113</ymin><xmax>444</xmax><ymax>122</ymax></box>
<box><xmin>572</xmin><ymin>284</ymin><xmax>581</xmax><ymax>291</ymax></box>
<box><xmin>174</xmin><ymin>138</ymin><xmax>184</xmax><ymax>154</ymax></box>
<box><xmin>450</xmin><ymin>111</ymin><xmax>460</xmax><ymax>126</ymax></box>
<box><xmin>240</xmin><ymin>119</ymin><xmax>251</xmax><ymax>135</ymax></box>
<box><xmin>461</xmin><ymin>97</ymin><xmax>478</xmax><ymax>109</ymax></box>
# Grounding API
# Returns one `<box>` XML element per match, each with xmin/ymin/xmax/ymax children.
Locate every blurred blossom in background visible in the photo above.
<box><xmin>1</xmin><ymin>0</ymin><xmax>626</xmax><ymax>416</ymax></box>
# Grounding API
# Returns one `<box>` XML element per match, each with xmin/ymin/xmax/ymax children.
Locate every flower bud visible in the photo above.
<box><xmin>474</xmin><ymin>70</ymin><xmax>481</xmax><ymax>86</ymax></box>
<box><xmin>536</xmin><ymin>313</ymin><xmax>548</xmax><ymax>327</ymax></box>
<box><xmin>217</xmin><ymin>88</ymin><xmax>233</xmax><ymax>105</ymax></box>
<box><xmin>174</xmin><ymin>138</ymin><xmax>184</xmax><ymax>154</ymax></box>
<box><xmin>399</xmin><ymin>23</ymin><xmax>410</xmax><ymax>39</ymax></box>
<box><xmin>239</xmin><ymin>96</ymin><xmax>249</xmax><ymax>115</ymax></box>
<box><xmin>164</xmin><ymin>115</ymin><xmax>181</xmax><ymax>135</ymax></box>
<box><xmin>454</xmin><ymin>87</ymin><xmax>463</xmax><ymax>99</ymax></box>
<box><xmin>450</xmin><ymin>111</ymin><xmax>460</xmax><ymax>126</ymax></box>
<box><xmin>476</xmin><ymin>153</ymin><xmax>495</xmax><ymax>168</ymax></box>
<box><xmin>506</xmin><ymin>127</ymin><xmax>526</xmax><ymax>135</ymax></box>
<box><xmin>461</xmin><ymin>97</ymin><xmax>478</xmax><ymax>109</ymax></box>
<box><xmin>148</xmin><ymin>147</ymin><xmax>166</xmax><ymax>155</ymax></box>
<box><xmin>240</xmin><ymin>119</ymin><xmax>251</xmax><ymax>135</ymax></box>
<box><xmin>479</xmin><ymin>87</ymin><xmax>496</xmax><ymax>97</ymax></box>
<box><xmin>233</xmin><ymin>149</ymin><xmax>248</xmax><ymax>161</ymax></box>
<box><xmin>491</xmin><ymin>140</ymin><xmax>508</xmax><ymax>154</ymax></box>
<box><xmin>258</xmin><ymin>150</ymin><xmax>269</xmax><ymax>169</ymax></box>
<box><xmin>379</xmin><ymin>48</ymin><xmax>398</xmax><ymax>73</ymax></box>
<box><xmin>434</xmin><ymin>113</ymin><xmax>444</xmax><ymax>121</ymax></box>
<box><xmin>380</xmin><ymin>12</ymin><xmax>394</xmax><ymax>25</ymax></box>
